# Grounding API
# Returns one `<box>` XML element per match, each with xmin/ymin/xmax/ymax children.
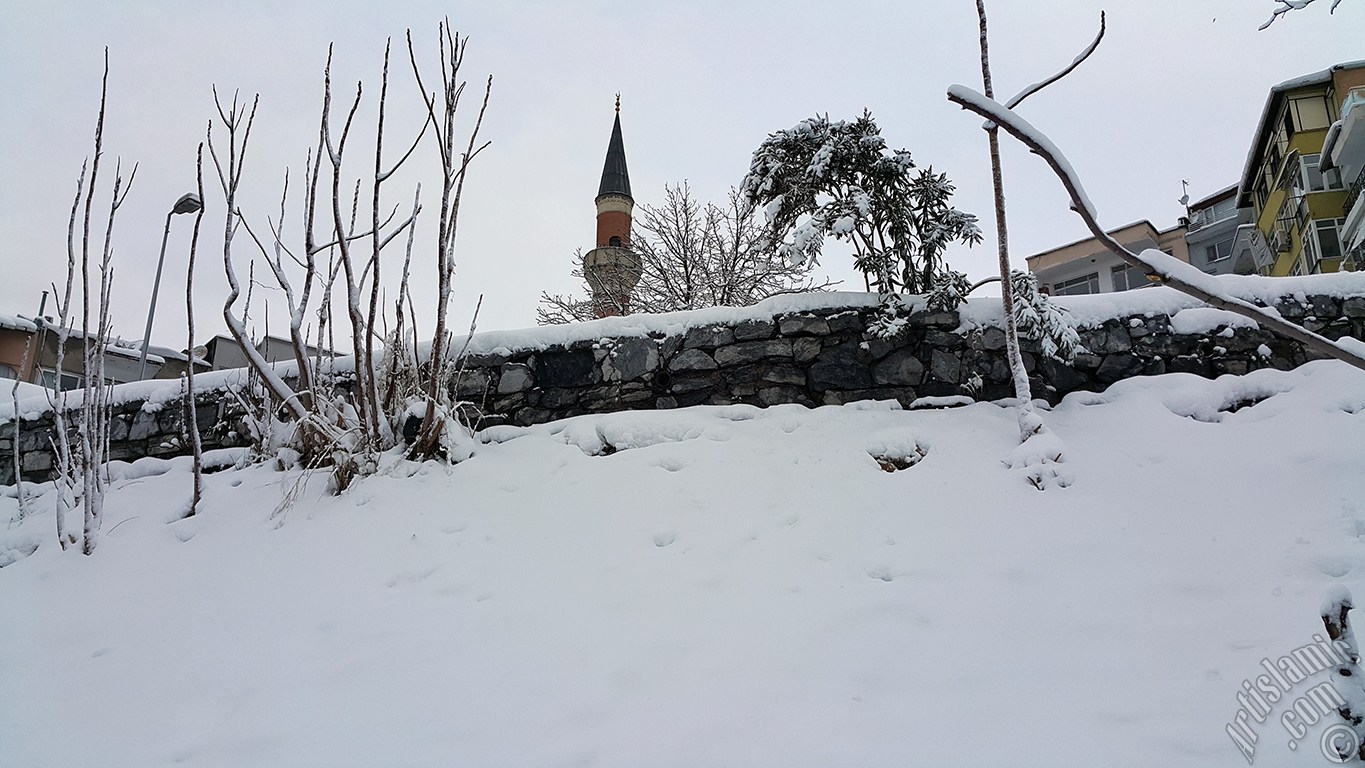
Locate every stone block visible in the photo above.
<box><xmin>604</xmin><ymin>337</ymin><xmax>658</xmax><ymax>381</ymax></box>
<box><xmin>497</xmin><ymin>363</ymin><xmax>534</xmax><ymax>394</ymax></box>
<box><xmin>128</xmin><ymin>410</ymin><xmax>159</xmax><ymax>441</ymax></box>
<box><xmin>826</xmin><ymin>312</ymin><xmax>865</xmax><ymax>334</ymax></box>
<box><xmin>809</xmin><ymin>343</ymin><xmax>871</xmax><ymax>391</ymax></box>
<box><xmin>977</xmin><ymin>327</ymin><xmax>1007</xmax><ymax>351</ymax></box>
<box><xmin>778</xmin><ymin>314</ymin><xmax>830</xmax><ymax>337</ymax></box>
<box><xmin>713</xmin><ymin>340</ymin><xmax>793</xmax><ymax>367</ymax></box>
<box><xmin>683</xmin><ymin>325</ymin><xmax>734</xmax><ymax>349</ymax></box>
<box><xmin>454</xmin><ymin>368</ymin><xmax>493</xmax><ymax>399</ymax></box>
<box><xmin>732</xmin><ymin>319</ymin><xmax>775</xmax><ymax>340</ymax></box>
<box><xmin>1096</xmin><ymin>353</ymin><xmax>1143</xmax><ymax>382</ymax></box>
<box><xmin>872</xmin><ymin>349</ymin><xmax>925</xmax><ymax>386</ymax></box>
<box><xmin>792</xmin><ymin>337</ymin><xmax>823</xmax><ymax>364</ymax></box>
<box><xmin>668</xmin><ymin>349</ymin><xmax>718</xmax><ymax>372</ymax></box>
<box><xmin>929</xmin><ymin>349</ymin><xmax>961</xmax><ymax>384</ymax></box>
<box><xmin>539</xmin><ymin>350</ymin><xmax>598</xmax><ymax>388</ymax></box>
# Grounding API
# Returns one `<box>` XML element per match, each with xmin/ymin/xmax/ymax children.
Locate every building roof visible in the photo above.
<box><xmin>1025</xmin><ymin>220</ymin><xmax>1173</xmax><ymax>262</ymax></box>
<box><xmin>596</xmin><ymin>108</ymin><xmax>632</xmax><ymax>202</ymax></box>
<box><xmin>1188</xmin><ymin>184</ymin><xmax>1238</xmax><ymax>211</ymax></box>
<box><xmin>1236</xmin><ymin>60</ymin><xmax>1365</xmax><ymax>208</ymax></box>
<box><xmin>0</xmin><ymin>312</ymin><xmax>37</xmax><ymax>333</ymax></box>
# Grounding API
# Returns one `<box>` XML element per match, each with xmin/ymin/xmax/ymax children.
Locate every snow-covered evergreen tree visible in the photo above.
<box><xmin>740</xmin><ymin>111</ymin><xmax>981</xmax><ymax>298</ymax></box>
<box><xmin>1009</xmin><ymin>271</ymin><xmax>1081</xmax><ymax>362</ymax></box>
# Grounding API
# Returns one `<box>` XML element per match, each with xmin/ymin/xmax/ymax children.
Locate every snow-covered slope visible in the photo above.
<box><xmin>2</xmin><ymin>362</ymin><xmax>1364</xmax><ymax>767</ymax></box>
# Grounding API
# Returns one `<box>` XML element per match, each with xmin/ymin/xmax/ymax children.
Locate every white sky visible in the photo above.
<box><xmin>1</xmin><ymin>0</ymin><xmax>1360</xmax><ymax>348</ymax></box>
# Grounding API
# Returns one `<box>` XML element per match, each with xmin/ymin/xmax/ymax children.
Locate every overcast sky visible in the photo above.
<box><xmin>1</xmin><ymin>0</ymin><xmax>1360</xmax><ymax>347</ymax></box>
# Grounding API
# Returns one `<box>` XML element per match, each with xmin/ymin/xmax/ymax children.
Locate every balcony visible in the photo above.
<box><xmin>1343</xmin><ymin>166</ymin><xmax>1365</xmax><ymax>255</ymax></box>
<box><xmin>1323</xmin><ymin>87</ymin><xmax>1365</xmax><ymax>180</ymax></box>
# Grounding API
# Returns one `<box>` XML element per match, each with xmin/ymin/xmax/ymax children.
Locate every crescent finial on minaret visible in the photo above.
<box><xmin>615</xmin><ymin>92</ymin><xmax>620</xmax><ymax>114</ymax></box>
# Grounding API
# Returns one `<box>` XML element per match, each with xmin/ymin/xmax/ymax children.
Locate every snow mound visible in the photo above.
<box><xmin>1</xmin><ymin>361</ymin><xmax>1364</xmax><ymax>766</ymax></box>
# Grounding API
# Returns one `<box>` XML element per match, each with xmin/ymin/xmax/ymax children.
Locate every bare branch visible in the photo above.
<box><xmin>1005</xmin><ymin>11</ymin><xmax>1105</xmax><ymax>109</ymax></box>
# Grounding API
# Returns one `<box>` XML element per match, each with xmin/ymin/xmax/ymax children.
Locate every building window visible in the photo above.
<box><xmin>1255</xmin><ymin>177</ymin><xmax>1270</xmax><ymax>211</ymax></box>
<box><xmin>1302</xmin><ymin>229</ymin><xmax>1321</xmax><ymax>274</ymax></box>
<box><xmin>1052</xmin><ymin>272</ymin><xmax>1100</xmax><ymax>296</ymax></box>
<box><xmin>1304</xmin><ymin>218</ymin><xmax>1348</xmax><ymax>271</ymax></box>
<box><xmin>0</xmin><ymin>363</ymin><xmax>16</xmax><ymax>380</ymax></box>
<box><xmin>608</xmin><ymin>235</ymin><xmax>622</xmax><ymax>247</ymax></box>
<box><xmin>1111</xmin><ymin>264</ymin><xmax>1152</xmax><ymax>292</ymax></box>
<box><xmin>1300</xmin><ymin>154</ymin><xmax>1344</xmax><ymax>192</ymax></box>
<box><xmin>1288</xmin><ymin>94</ymin><xmax>1334</xmax><ymax>133</ymax></box>
<box><xmin>1205</xmin><ymin>237</ymin><xmax>1235</xmax><ymax>264</ymax></box>
<box><xmin>39</xmin><ymin>369</ymin><xmax>80</xmax><ymax>391</ymax></box>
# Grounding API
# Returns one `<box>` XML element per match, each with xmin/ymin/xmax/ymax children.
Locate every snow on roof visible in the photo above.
<box><xmin>0</xmin><ymin>313</ymin><xmax>37</xmax><ymax>333</ymax></box>
<box><xmin>1187</xmin><ymin>184</ymin><xmax>1238</xmax><ymax>211</ymax></box>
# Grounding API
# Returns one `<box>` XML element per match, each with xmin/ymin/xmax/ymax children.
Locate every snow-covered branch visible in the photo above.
<box><xmin>946</xmin><ymin>84</ymin><xmax>1365</xmax><ymax>374</ymax></box>
<box><xmin>1260</xmin><ymin>0</ymin><xmax>1343</xmax><ymax>30</ymax></box>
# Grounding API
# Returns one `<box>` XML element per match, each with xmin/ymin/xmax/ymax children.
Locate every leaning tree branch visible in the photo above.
<box><xmin>947</xmin><ymin>84</ymin><xmax>1365</xmax><ymax>374</ymax></box>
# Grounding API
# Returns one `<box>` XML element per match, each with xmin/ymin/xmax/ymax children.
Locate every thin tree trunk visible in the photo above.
<box><xmin>975</xmin><ymin>0</ymin><xmax>1036</xmax><ymax>439</ymax></box>
<box><xmin>185</xmin><ymin>144</ymin><xmax>207</xmax><ymax>515</ymax></box>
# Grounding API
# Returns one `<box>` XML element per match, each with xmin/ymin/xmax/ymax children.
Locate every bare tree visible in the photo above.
<box><xmin>45</xmin><ymin>50</ymin><xmax>135</xmax><ymax>553</ymax></box>
<box><xmin>207</xmin><ymin>23</ymin><xmax>490</xmax><ymax>492</ymax></box>
<box><xmin>9</xmin><ymin>322</ymin><xmax>37</xmax><ymax>519</ymax></box>
<box><xmin>184</xmin><ymin>144</ymin><xmax>207</xmax><ymax>516</ymax></box>
<box><xmin>1260</xmin><ymin>0</ymin><xmax>1344</xmax><ymax>29</ymax></box>
<box><xmin>538</xmin><ymin>184</ymin><xmax>833</xmax><ymax>324</ymax></box>
<box><xmin>407</xmin><ymin>23</ymin><xmax>493</xmax><ymax>459</ymax></box>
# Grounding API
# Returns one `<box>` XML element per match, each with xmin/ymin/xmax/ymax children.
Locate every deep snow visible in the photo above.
<box><xmin>2</xmin><ymin>361</ymin><xmax>1365</xmax><ymax>767</ymax></box>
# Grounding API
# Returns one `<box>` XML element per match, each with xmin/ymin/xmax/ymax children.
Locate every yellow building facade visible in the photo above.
<box><xmin>1236</xmin><ymin>62</ymin><xmax>1365</xmax><ymax>276</ymax></box>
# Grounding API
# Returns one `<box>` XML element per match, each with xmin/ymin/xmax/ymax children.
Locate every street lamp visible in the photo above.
<box><xmin>137</xmin><ymin>192</ymin><xmax>203</xmax><ymax>381</ymax></box>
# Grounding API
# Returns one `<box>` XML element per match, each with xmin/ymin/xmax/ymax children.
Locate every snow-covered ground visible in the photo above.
<box><xmin>2</xmin><ymin>361</ymin><xmax>1364</xmax><ymax>767</ymax></box>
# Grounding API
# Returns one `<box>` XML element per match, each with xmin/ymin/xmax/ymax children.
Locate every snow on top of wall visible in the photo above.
<box><xmin>1169</xmin><ymin>308</ymin><xmax>1260</xmax><ymax>336</ymax></box>
<box><xmin>451</xmin><ymin>291</ymin><xmax>883</xmax><ymax>357</ymax></box>
<box><xmin>966</xmin><ymin>270</ymin><xmax>1365</xmax><ymax>332</ymax></box>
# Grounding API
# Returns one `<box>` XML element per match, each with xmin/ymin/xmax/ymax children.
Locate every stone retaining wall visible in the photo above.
<box><xmin>3</xmin><ymin>293</ymin><xmax>1362</xmax><ymax>485</ymax></box>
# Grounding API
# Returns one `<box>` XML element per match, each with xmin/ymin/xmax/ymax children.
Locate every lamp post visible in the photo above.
<box><xmin>137</xmin><ymin>192</ymin><xmax>203</xmax><ymax>381</ymax></box>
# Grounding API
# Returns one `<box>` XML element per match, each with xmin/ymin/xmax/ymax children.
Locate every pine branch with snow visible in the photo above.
<box><xmin>1009</xmin><ymin>270</ymin><xmax>1082</xmax><ymax>363</ymax></box>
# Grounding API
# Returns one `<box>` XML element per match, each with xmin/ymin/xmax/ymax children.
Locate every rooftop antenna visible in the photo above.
<box><xmin>1178</xmin><ymin>179</ymin><xmax>1191</xmax><ymax>210</ymax></box>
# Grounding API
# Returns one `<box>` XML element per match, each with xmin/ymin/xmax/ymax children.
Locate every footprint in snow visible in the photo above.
<box><xmin>653</xmin><ymin>531</ymin><xmax>677</xmax><ymax>548</ymax></box>
<box><xmin>867</xmin><ymin>566</ymin><xmax>896</xmax><ymax>582</ymax></box>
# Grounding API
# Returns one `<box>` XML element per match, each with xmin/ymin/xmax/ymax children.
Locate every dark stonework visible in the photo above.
<box><xmin>5</xmin><ymin>292</ymin><xmax>1363</xmax><ymax>486</ymax></box>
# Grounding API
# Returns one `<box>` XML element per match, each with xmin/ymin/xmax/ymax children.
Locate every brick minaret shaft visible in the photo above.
<box><xmin>583</xmin><ymin>95</ymin><xmax>641</xmax><ymax>318</ymax></box>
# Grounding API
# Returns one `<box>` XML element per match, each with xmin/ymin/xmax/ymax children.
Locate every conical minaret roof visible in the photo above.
<box><xmin>596</xmin><ymin>98</ymin><xmax>632</xmax><ymax>202</ymax></box>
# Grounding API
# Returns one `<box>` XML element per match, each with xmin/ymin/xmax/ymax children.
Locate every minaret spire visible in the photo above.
<box><xmin>583</xmin><ymin>97</ymin><xmax>641</xmax><ymax>318</ymax></box>
<box><xmin>597</xmin><ymin>99</ymin><xmax>632</xmax><ymax>203</ymax></box>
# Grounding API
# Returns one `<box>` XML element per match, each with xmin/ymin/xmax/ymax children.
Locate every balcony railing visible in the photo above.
<box><xmin>1346</xmin><ymin>165</ymin><xmax>1365</xmax><ymax>217</ymax></box>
